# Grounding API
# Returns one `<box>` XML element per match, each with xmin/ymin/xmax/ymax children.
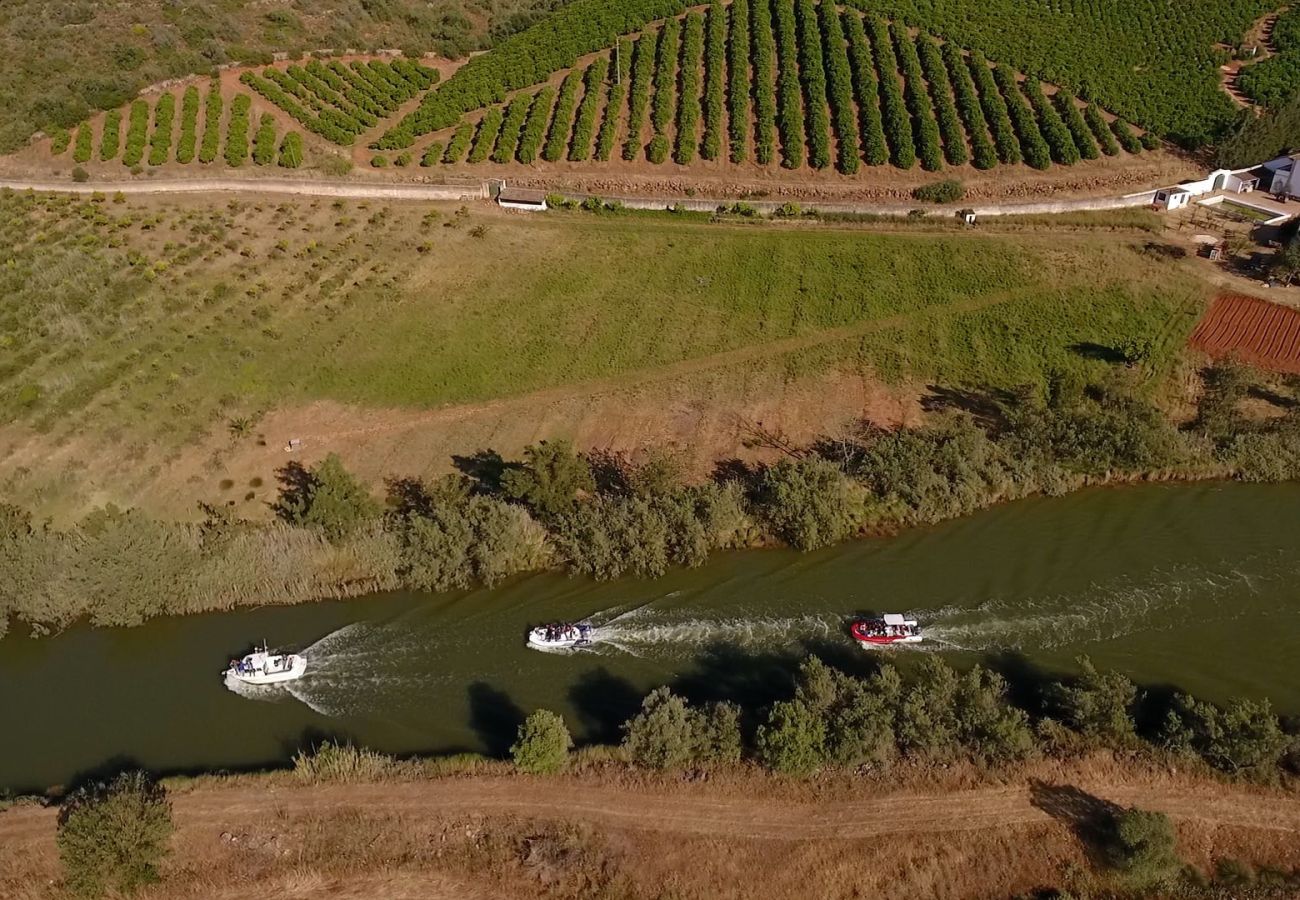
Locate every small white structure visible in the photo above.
<box><xmin>1263</xmin><ymin>154</ymin><xmax>1300</xmax><ymax>200</ymax></box>
<box><xmin>497</xmin><ymin>185</ymin><xmax>549</xmax><ymax>211</ymax></box>
<box><xmin>1153</xmin><ymin>187</ymin><xmax>1194</xmax><ymax>211</ymax></box>
<box><xmin>1154</xmin><ymin>168</ymin><xmax>1260</xmax><ymax>212</ymax></box>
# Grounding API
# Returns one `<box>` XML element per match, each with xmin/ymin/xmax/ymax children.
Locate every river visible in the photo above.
<box><xmin>2</xmin><ymin>481</ymin><xmax>1298</xmax><ymax>791</ymax></box>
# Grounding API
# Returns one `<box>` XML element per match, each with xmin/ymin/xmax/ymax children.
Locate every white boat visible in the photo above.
<box><xmin>526</xmin><ymin>622</ymin><xmax>593</xmax><ymax>651</ymax></box>
<box><xmin>850</xmin><ymin>613</ymin><xmax>923</xmax><ymax>647</ymax></box>
<box><xmin>223</xmin><ymin>643</ymin><xmax>307</xmax><ymax>685</ymax></box>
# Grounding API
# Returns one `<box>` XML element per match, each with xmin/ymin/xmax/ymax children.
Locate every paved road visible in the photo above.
<box><xmin>0</xmin><ymin>176</ymin><xmax>1157</xmax><ymax>218</ymax></box>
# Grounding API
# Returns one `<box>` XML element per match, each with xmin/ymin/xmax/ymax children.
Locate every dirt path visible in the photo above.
<box><xmin>0</xmin><ymin>175</ymin><xmax>1160</xmax><ymax>216</ymax></box>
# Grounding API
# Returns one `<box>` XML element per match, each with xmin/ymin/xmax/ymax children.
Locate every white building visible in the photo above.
<box><xmin>1152</xmin><ymin>167</ymin><xmax>1259</xmax><ymax>211</ymax></box>
<box><xmin>1262</xmin><ymin>154</ymin><xmax>1300</xmax><ymax>200</ymax></box>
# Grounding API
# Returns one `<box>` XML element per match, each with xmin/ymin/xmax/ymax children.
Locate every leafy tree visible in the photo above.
<box><xmin>57</xmin><ymin>771</ymin><xmax>173</xmax><ymax>897</ymax></box>
<box><xmin>1047</xmin><ymin>656</ymin><xmax>1138</xmax><ymax>743</ymax></box>
<box><xmin>697</xmin><ymin>701</ymin><xmax>743</xmax><ymax>764</ymax></box>
<box><xmin>756</xmin><ymin>457</ymin><xmax>863</xmax><ymax>550</ymax></box>
<box><xmin>1159</xmin><ymin>693</ymin><xmax>1288</xmax><ymax>776</ymax></box>
<box><xmin>511</xmin><ymin>709</ymin><xmax>573</xmax><ymax>773</ymax></box>
<box><xmin>1104</xmin><ymin>807</ymin><xmax>1181</xmax><ymax>886</ymax></box>
<box><xmin>274</xmin><ymin>454</ymin><xmax>380</xmax><ymax>540</ymax></box>
<box><xmin>756</xmin><ymin>697</ymin><xmax>826</xmax><ymax>775</ymax></box>
<box><xmin>794</xmin><ymin>657</ymin><xmax>896</xmax><ymax>767</ymax></box>
<box><xmin>623</xmin><ymin>687</ymin><xmax>704</xmax><ymax>769</ymax></box>
<box><xmin>500</xmin><ymin>440</ymin><xmax>595</xmax><ymax>519</ymax></box>
<box><xmin>1273</xmin><ymin>238</ymin><xmax>1300</xmax><ymax>284</ymax></box>
<box><xmin>897</xmin><ymin>656</ymin><xmax>961</xmax><ymax>759</ymax></box>
<box><xmin>952</xmin><ymin>666</ymin><xmax>1035</xmax><ymax>764</ymax></box>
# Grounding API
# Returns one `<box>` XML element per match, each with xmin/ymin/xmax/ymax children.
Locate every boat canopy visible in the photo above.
<box><xmin>883</xmin><ymin>613</ymin><xmax>908</xmax><ymax>625</ymax></box>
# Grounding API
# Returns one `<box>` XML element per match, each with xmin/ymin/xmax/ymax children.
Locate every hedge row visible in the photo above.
<box><xmin>772</xmin><ymin>0</ymin><xmax>804</xmax><ymax>169</ymax></box>
<box><xmin>224</xmin><ymin>94</ymin><xmax>252</xmax><ymax>167</ymax></box>
<box><xmin>278</xmin><ymin>132</ymin><xmax>304</xmax><ymax>168</ymax></box>
<box><xmin>675</xmin><ymin>12</ymin><xmax>705</xmax><ymax>165</ymax></box>
<box><xmin>727</xmin><ymin>0</ymin><xmax>751</xmax><ymax>163</ymax></box>
<box><xmin>894</xmin><ymin>24</ymin><xmax>942</xmax><ymax>171</ymax></box>
<box><xmin>942</xmin><ymin>40</ymin><xmax>997</xmax><ymax>170</ymax></box>
<box><xmin>99</xmin><ymin>110</ymin><xmax>121</xmax><ymax>162</ymax></box>
<box><xmin>379</xmin><ymin>0</ymin><xmax>690</xmax><ymax>148</ymax></box>
<box><xmin>199</xmin><ymin>84</ymin><xmax>222</xmax><ymax>164</ymax></box>
<box><xmin>844</xmin><ymin>12</ymin><xmax>887</xmax><ymax>166</ymax></box>
<box><xmin>569</xmin><ymin>57</ymin><xmax>610</xmax><ymax>161</ymax></box>
<box><xmin>1023</xmin><ymin>77</ymin><xmax>1080</xmax><ymax>164</ymax></box>
<box><xmin>1054</xmin><ymin>89</ymin><xmax>1100</xmax><ymax>161</ymax></box>
<box><xmin>750</xmin><ymin>0</ymin><xmax>777</xmax><ymax>164</ymax></box>
<box><xmin>623</xmin><ymin>31</ymin><xmax>658</xmax><ymax>161</ymax></box>
<box><xmin>242</xmin><ymin>70</ymin><xmax>359</xmax><ymax>145</ymax></box>
<box><xmin>493</xmin><ymin>92</ymin><xmax>533</xmax><ymax>163</ymax></box>
<box><xmin>795</xmin><ymin>0</ymin><xmax>831</xmax><ymax>170</ymax></box>
<box><xmin>176</xmin><ymin>86</ymin><xmax>200</xmax><ymax>164</ymax></box>
<box><xmin>443</xmin><ymin>121</ymin><xmax>475</xmax><ymax>163</ymax></box>
<box><xmin>916</xmin><ymin>33</ymin><xmax>967</xmax><ymax>167</ymax></box>
<box><xmin>253</xmin><ymin>114</ymin><xmax>277</xmax><ymax>166</ymax></box>
<box><xmin>544</xmin><ymin>69</ymin><xmax>583</xmax><ymax>162</ymax></box>
<box><xmin>72</xmin><ymin>125</ymin><xmax>93</xmax><ymax>163</ymax></box>
<box><xmin>1111</xmin><ymin>117</ymin><xmax>1142</xmax><ymax>153</ymax></box>
<box><xmin>596</xmin><ymin>41</ymin><xmax>631</xmax><ymax>161</ymax></box>
<box><xmin>122</xmin><ymin>100</ymin><xmax>150</xmax><ymax>167</ymax></box>
<box><xmin>468</xmin><ymin>108</ymin><xmax>504</xmax><ymax>163</ymax></box>
<box><xmin>702</xmin><ymin>0</ymin><xmax>727</xmax><ymax>161</ymax></box>
<box><xmin>147</xmin><ymin>93</ymin><xmax>175</xmax><ymax>166</ymax></box>
<box><xmin>1085</xmin><ymin>104</ymin><xmax>1121</xmax><ymax>156</ymax></box>
<box><xmin>517</xmin><ymin>86</ymin><xmax>556</xmax><ymax>163</ymax></box>
<box><xmin>820</xmin><ymin>1</ymin><xmax>859</xmax><ymax>174</ymax></box>
<box><xmin>648</xmin><ymin>18</ymin><xmax>681</xmax><ymax>164</ymax></box>
<box><xmin>49</xmin><ymin>128</ymin><xmax>71</xmax><ymax>156</ymax></box>
<box><xmin>992</xmin><ymin>63</ymin><xmax>1050</xmax><ymax>169</ymax></box>
<box><xmin>869</xmin><ymin>17</ymin><xmax>913</xmax><ymax>168</ymax></box>
<box><xmin>968</xmin><ymin>52</ymin><xmax>1020</xmax><ymax>165</ymax></box>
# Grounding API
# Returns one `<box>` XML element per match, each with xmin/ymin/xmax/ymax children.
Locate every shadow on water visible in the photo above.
<box><xmin>466</xmin><ymin>682</ymin><xmax>527</xmax><ymax>758</ymax></box>
<box><xmin>567</xmin><ymin>667</ymin><xmax>644</xmax><ymax>746</ymax></box>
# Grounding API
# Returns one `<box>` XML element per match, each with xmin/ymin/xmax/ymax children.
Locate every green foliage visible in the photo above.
<box><xmin>1218</xmin><ymin>91</ymin><xmax>1300</xmax><ymax>168</ymax></box>
<box><xmin>175</xmin><ymin>86</ymin><xmax>200</xmax><ymax>164</ymax></box>
<box><xmin>820</xmin><ymin>1</ymin><xmax>859</xmax><ymax>173</ymax></box>
<box><xmin>1111</xmin><ymin>117</ymin><xmax>1142</xmax><ymax>153</ymax></box>
<box><xmin>1047</xmin><ymin>656</ymin><xmax>1138</xmax><ymax>743</ymax></box>
<box><xmin>278</xmin><ymin>132</ymin><xmax>304</xmax><ymax>168</ymax></box>
<box><xmin>99</xmin><ymin>111</ymin><xmax>121</xmax><ymax>162</ymax></box>
<box><xmin>198</xmin><ymin>84</ymin><xmax>223</xmax><ymax>164</ymax></box>
<box><xmin>648</xmin><ymin>16</ymin><xmax>680</xmax><ymax>164</ymax></box>
<box><xmin>146</xmin><ymin>93</ymin><xmax>175</xmax><ymax>166</ymax></box>
<box><xmin>756</xmin><ymin>457</ymin><xmax>864</xmax><ymax>551</ymax></box>
<box><xmin>493</xmin><ymin>91</ymin><xmax>533</xmax><ymax>163</ymax></box>
<box><xmin>49</xmin><ymin>127</ymin><xmax>71</xmax><ymax>155</ymax></box>
<box><xmin>467</xmin><ymin>107</ymin><xmax>504</xmax><ymax>163</ymax></box>
<box><xmin>252</xmin><ymin>114</ymin><xmax>277</xmax><ymax>166</ymax></box>
<box><xmin>1054</xmin><ymin>89</ymin><xmax>1099</xmax><ymax>160</ymax></box>
<box><xmin>868</xmin><ymin>17</ymin><xmax>913</xmax><ymax>168</ymax></box>
<box><xmin>702</xmin><ymin>0</ymin><xmax>727</xmax><ymax>161</ymax></box>
<box><xmin>623</xmin><ymin>30</ymin><xmax>658</xmax><ymax>160</ymax></box>
<box><xmin>1024</xmin><ymin>77</ymin><xmax>1080</xmax><ymax>164</ymax></box>
<box><xmin>544</xmin><ymin>68</ymin><xmax>584</xmax><ymax>162</ymax></box>
<box><xmin>1083</xmin><ymin>104</ymin><xmax>1121</xmax><ymax>156</ymax></box>
<box><xmin>420</xmin><ymin>141</ymin><xmax>444</xmax><ymax>166</ymax></box>
<box><xmin>500</xmin><ymin>440</ymin><xmax>595</xmax><ymax>519</ymax></box>
<box><xmin>568</xmin><ymin>57</ymin><xmax>610</xmax><ymax>161</ymax></box>
<box><xmin>1160</xmin><ymin>694</ymin><xmax>1289</xmax><ymax>776</ymax></box>
<box><xmin>756</xmin><ymin>697</ymin><xmax>827</xmax><ymax>775</ymax></box>
<box><xmin>1237</xmin><ymin>52</ymin><xmax>1300</xmax><ymax>109</ymax></box>
<box><xmin>674</xmin><ymin>11</ymin><xmax>704</xmax><ymax>165</ymax></box>
<box><xmin>517</xmin><ymin>85</ymin><xmax>556</xmax><ymax>163</ymax></box>
<box><xmin>943</xmin><ymin>40</ymin><xmax>996</xmax><ymax>169</ymax></box>
<box><xmin>772</xmin><ymin>0</ymin><xmax>804</xmax><ymax>168</ymax></box>
<box><xmin>912</xmin><ymin>179</ymin><xmax>964</xmax><ymax>203</ymax></box>
<box><xmin>623</xmin><ymin>687</ymin><xmax>706</xmax><ymax>769</ymax></box>
<box><xmin>894</xmin><ymin>25</ymin><xmax>943</xmax><ymax>171</ymax></box>
<box><xmin>224</xmin><ymin>94</ymin><xmax>251</xmax><ymax>167</ymax></box>
<box><xmin>795</xmin><ymin>0</ymin><xmax>831</xmax><ymax>170</ymax></box>
<box><xmin>968</xmin><ymin>51</ymin><xmax>1021</xmax><ymax>165</ymax></box>
<box><xmin>1103</xmin><ymin>807</ymin><xmax>1181</xmax><ymax>886</ymax></box>
<box><xmin>275</xmin><ymin>453</ymin><xmax>380</xmax><ymax>541</ymax></box>
<box><xmin>57</xmin><ymin>772</ymin><xmax>173</xmax><ymax>897</ymax></box>
<box><xmin>121</xmin><ymin>100</ymin><xmax>149</xmax><ymax>167</ymax></box>
<box><xmin>292</xmin><ymin>740</ymin><xmax>397</xmax><ymax>784</ymax></box>
<box><xmin>916</xmin><ymin>33</ymin><xmax>967</xmax><ymax>167</ymax></box>
<box><xmin>72</xmin><ymin>125</ymin><xmax>94</xmax><ymax>164</ymax></box>
<box><xmin>443</xmin><ymin>122</ymin><xmax>475</xmax><ymax>163</ymax></box>
<box><xmin>749</xmin><ymin>0</ymin><xmax>777</xmax><ymax>164</ymax></box>
<box><xmin>844</xmin><ymin>12</ymin><xmax>888</xmax><ymax>166</ymax></box>
<box><xmin>596</xmin><ymin>41</ymin><xmax>630</xmax><ymax>160</ymax></box>
<box><xmin>511</xmin><ymin>710</ymin><xmax>573</xmax><ymax>773</ymax></box>
<box><xmin>993</xmin><ymin>64</ymin><xmax>1051</xmax><ymax>169</ymax></box>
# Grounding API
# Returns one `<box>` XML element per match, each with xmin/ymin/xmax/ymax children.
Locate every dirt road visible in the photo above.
<box><xmin>0</xmin><ymin>176</ymin><xmax>1158</xmax><ymax>217</ymax></box>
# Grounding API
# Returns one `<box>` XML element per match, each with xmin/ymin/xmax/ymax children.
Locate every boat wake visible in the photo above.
<box><xmin>583</xmin><ymin>606</ymin><xmax>844</xmax><ymax>658</ymax></box>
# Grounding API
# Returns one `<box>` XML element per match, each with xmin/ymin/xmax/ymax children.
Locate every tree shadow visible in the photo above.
<box><xmin>920</xmin><ymin>385</ymin><xmax>1010</xmax><ymax>431</ymax></box>
<box><xmin>272</xmin><ymin>460</ymin><xmax>314</xmax><ymax>522</ymax></box>
<box><xmin>385</xmin><ymin>475</ymin><xmax>431</xmax><ymax>517</ymax></box>
<box><xmin>1069</xmin><ymin>342</ymin><xmax>1129</xmax><ymax>365</ymax></box>
<box><xmin>711</xmin><ymin>458</ymin><xmax>759</xmax><ymax>492</ymax></box>
<box><xmin>585</xmin><ymin>449</ymin><xmax>633</xmax><ymax>497</ymax></box>
<box><xmin>567</xmin><ymin>667</ymin><xmax>644</xmax><ymax>746</ymax></box>
<box><xmin>451</xmin><ymin>449</ymin><xmax>513</xmax><ymax>496</ymax></box>
<box><xmin>1028</xmin><ymin>779</ymin><xmax>1122</xmax><ymax>866</ymax></box>
<box><xmin>983</xmin><ymin>650</ymin><xmax>1065</xmax><ymax>719</ymax></box>
<box><xmin>671</xmin><ymin>642</ymin><xmax>803</xmax><ymax>711</ymax></box>
<box><xmin>466</xmin><ymin>681</ymin><xmax>527</xmax><ymax>758</ymax></box>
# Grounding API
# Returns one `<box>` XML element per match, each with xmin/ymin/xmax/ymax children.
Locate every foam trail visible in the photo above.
<box><xmin>590</xmin><ymin>612</ymin><xmax>843</xmax><ymax>658</ymax></box>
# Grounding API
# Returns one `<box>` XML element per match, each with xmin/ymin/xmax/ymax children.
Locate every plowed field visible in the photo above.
<box><xmin>1190</xmin><ymin>293</ymin><xmax>1300</xmax><ymax>373</ymax></box>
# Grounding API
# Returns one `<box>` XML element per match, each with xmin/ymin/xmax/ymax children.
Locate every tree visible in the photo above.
<box><xmin>793</xmin><ymin>656</ymin><xmax>895</xmax><ymax>768</ymax></box>
<box><xmin>1159</xmin><ymin>693</ymin><xmax>1288</xmax><ymax>776</ymax></box>
<box><xmin>57</xmin><ymin>771</ymin><xmax>173</xmax><ymax>897</ymax></box>
<box><xmin>510</xmin><ymin>710</ymin><xmax>573</xmax><ymax>774</ymax></box>
<box><xmin>756</xmin><ymin>697</ymin><xmax>826</xmax><ymax>775</ymax></box>
<box><xmin>1104</xmin><ymin>806</ymin><xmax>1181</xmax><ymax>886</ymax></box>
<box><xmin>1048</xmin><ymin>656</ymin><xmax>1138</xmax><ymax>743</ymax></box>
<box><xmin>274</xmin><ymin>454</ymin><xmax>379</xmax><ymax>540</ymax></box>
<box><xmin>1274</xmin><ymin>238</ymin><xmax>1300</xmax><ymax>285</ymax></box>
<box><xmin>756</xmin><ymin>457</ymin><xmax>864</xmax><ymax>550</ymax></box>
<box><xmin>622</xmin><ymin>687</ymin><xmax>703</xmax><ymax>769</ymax></box>
<box><xmin>500</xmin><ymin>440</ymin><xmax>595</xmax><ymax>519</ymax></box>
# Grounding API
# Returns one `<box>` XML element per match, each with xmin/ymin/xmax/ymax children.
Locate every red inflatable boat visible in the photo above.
<box><xmin>850</xmin><ymin>613</ymin><xmax>922</xmax><ymax>647</ymax></box>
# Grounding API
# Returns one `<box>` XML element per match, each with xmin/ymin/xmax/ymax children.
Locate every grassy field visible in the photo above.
<box><xmin>0</xmin><ymin>191</ymin><xmax>1207</xmax><ymax>515</ymax></box>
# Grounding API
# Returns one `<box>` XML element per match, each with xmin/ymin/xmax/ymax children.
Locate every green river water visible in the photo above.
<box><xmin>2</xmin><ymin>481</ymin><xmax>1299</xmax><ymax>791</ymax></box>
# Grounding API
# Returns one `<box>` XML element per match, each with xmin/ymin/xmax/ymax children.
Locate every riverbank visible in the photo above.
<box><xmin>5</xmin><ymin>754</ymin><xmax>1299</xmax><ymax>900</ymax></box>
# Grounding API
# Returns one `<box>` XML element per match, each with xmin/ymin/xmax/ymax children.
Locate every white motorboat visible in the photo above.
<box><xmin>526</xmin><ymin>622</ymin><xmax>593</xmax><ymax>651</ymax></box>
<box><xmin>223</xmin><ymin>643</ymin><xmax>307</xmax><ymax>685</ymax></box>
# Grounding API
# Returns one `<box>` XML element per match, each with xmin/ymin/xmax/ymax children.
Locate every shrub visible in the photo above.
<box><xmin>623</xmin><ymin>30</ymin><xmax>658</xmax><ymax>161</ymax></box>
<box><xmin>72</xmin><ymin>125</ymin><xmax>94</xmax><ymax>163</ymax></box>
<box><xmin>674</xmin><ymin>11</ymin><xmax>704</xmax><ymax>165</ymax></box>
<box><xmin>57</xmin><ymin>772</ymin><xmax>173</xmax><ymax>897</ymax></box>
<box><xmin>442</xmin><ymin>122</ymin><xmax>474</xmax><ymax>163</ymax></box>
<box><xmin>1111</xmin><ymin>117</ymin><xmax>1143</xmax><ymax>153</ymax></box>
<box><xmin>895</xmin><ymin>26</ymin><xmax>943</xmax><ymax>171</ymax></box>
<box><xmin>943</xmin><ymin>41</ymin><xmax>996</xmax><ymax>169</ymax></box>
<box><xmin>1160</xmin><ymin>694</ymin><xmax>1289</xmax><ymax>776</ymax></box>
<box><xmin>198</xmin><ymin>83</ymin><xmax>222</xmax><ymax>164</ymax></box>
<box><xmin>371</xmin><ymin>153</ymin><xmax>389</xmax><ymax>168</ymax></box>
<box><xmin>121</xmin><ymin>100</ymin><xmax>150</xmax><ymax>167</ymax></box>
<box><xmin>1023</xmin><ymin>77</ymin><xmax>1080</xmax><ymax>164</ymax></box>
<box><xmin>278</xmin><ymin>132</ymin><xmax>304</xmax><ymax>168</ymax></box>
<box><xmin>147</xmin><ymin>93</ymin><xmax>175</xmax><ymax>165</ymax></box>
<box><xmin>467</xmin><ymin>107</ymin><xmax>504</xmax><ymax>163</ymax></box>
<box><xmin>844</xmin><ymin>12</ymin><xmax>887</xmax><ymax>166</ymax></box>
<box><xmin>1054</xmin><ymin>89</ymin><xmax>1100</xmax><ymax>160</ymax></box>
<box><xmin>99</xmin><ymin>111</ymin><xmax>122</xmax><ymax>162</ymax></box>
<box><xmin>795</xmin><ymin>0</ymin><xmax>831</xmax><ymax>169</ymax></box>
<box><xmin>819</xmin><ymin>2</ymin><xmax>858</xmax><ymax>173</ymax></box>
<box><xmin>868</xmin><ymin>17</ymin><xmax>912</xmax><ymax>168</ymax></box>
<box><xmin>993</xmin><ymin>64</ymin><xmax>1050</xmax><ymax>168</ymax></box>
<box><xmin>916</xmin><ymin>33</ymin><xmax>968</xmax><ymax>167</ymax></box>
<box><xmin>517</xmin><ymin>86</ymin><xmax>556</xmax><ymax>163</ymax></box>
<box><xmin>1104</xmin><ymin>807</ymin><xmax>1181</xmax><ymax>886</ymax></box>
<box><xmin>500</xmin><ymin>440</ymin><xmax>594</xmax><ymax>519</ymax></box>
<box><xmin>292</xmin><ymin>740</ymin><xmax>396</xmax><ymax>783</ymax></box>
<box><xmin>648</xmin><ymin>17</ymin><xmax>680</xmax><ymax>164</ymax></box>
<box><xmin>596</xmin><ymin>40</ymin><xmax>630</xmax><ymax>161</ymax></box>
<box><xmin>1085</xmin><ymin>104</ymin><xmax>1121</xmax><ymax>155</ymax></box>
<box><xmin>50</xmin><ymin>127</ymin><xmax>72</xmax><ymax>155</ymax></box>
<box><xmin>568</xmin><ymin>57</ymin><xmax>609</xmax><ymax>161</ymax></box>
<box><xmin>756</xmin><ymin>457</ymin><xmax>863</xmax><ymax>551</ymax></box>
<box><xmin>71</xmin><ymin>166</ymin><xmax>89</xmax><ymax>183</ymax></box>
<box><xmin>749</xmin><ymin>0</ymin><xmax>777</xmax><ymax>164</ymax></box>
<box><xmin>756</xmin><ymin>698</ymin><xmax>826</xmax><ymax>775</ymax></box>
<box><xmin>622</xmin><ymin>687</ymin><xmax>726</xmax><ymax>769</ymax></box>
<box><xmin>420</xmin><ymin>142</ymin><xmax>444</xmax><ymax>166</ymax></box>
<box><xmin>511</xmin><ymin>710</ymin><xmax>573</xmax><ymax>773</ymax></box>
<box><xmin>544</xmin><ymin>68</ymin><xmax>584</xmax><ymax>162</ymax></box>
<box><xmin>702</xmin><ymin>0</ymin><xmax>727</xmax><ymax>161</ymax></box>
<box><xmin>274</xmin><ymin>453</ymin><xmax>380</xmax><ymax>540</ymax></box>
<box><xmin>912</xmin><ymin>179</ymin><xmax>964</xmax><ymax>203</ymax></box>
<box><xmin>968</xmin><ymin>53</ymin><xmax>1020</xmax><ymax>165</ymax></box>
<box><xmin>772</xmin><ymin>0</ymin><xmax>804</xmax><ymax>168</ymax></box>
<box><xmin>224</xmin><ymin>94</ymin><xmax>251</xmax><ymax>167</ymax></box>
<box><xmin>175</xmin><ymin>86</ymin><xmax>200</xmax><ymax>164</ymax></box>
<box><xmin>252</xmin><ymin>114</ymin><xmax>277</xmax><ymax>166</ymax></box>
<box><xmin>1047</xmin><ymin>656</ymin><xmax>1138</xmax><ymax>743</ymax></box>
<box><xmin>492</xmin><ymin>91</ymin><xmax>533</xmax><ymax>163</ymax></box>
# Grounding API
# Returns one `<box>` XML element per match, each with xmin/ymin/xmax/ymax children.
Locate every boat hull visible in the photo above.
<box><xmin>526</xmin><ymin>625</ymin><xmax>593</xmax><ymax>651</ymax></box>
<box><xmin>224</xmin><ymin>654</ymin><xmax>307</xmax><ymax>685</ymax></box>
<box><xmin>853</xmin><ymin>635</ymin><xmax>923</xmax><ymax>647</ymax></box>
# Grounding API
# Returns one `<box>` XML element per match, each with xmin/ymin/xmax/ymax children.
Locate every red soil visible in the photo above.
<box><xmin>1190</xmin><ymin>293</ymin><xmax>1300</xmax><ymax>373</ymax></box>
